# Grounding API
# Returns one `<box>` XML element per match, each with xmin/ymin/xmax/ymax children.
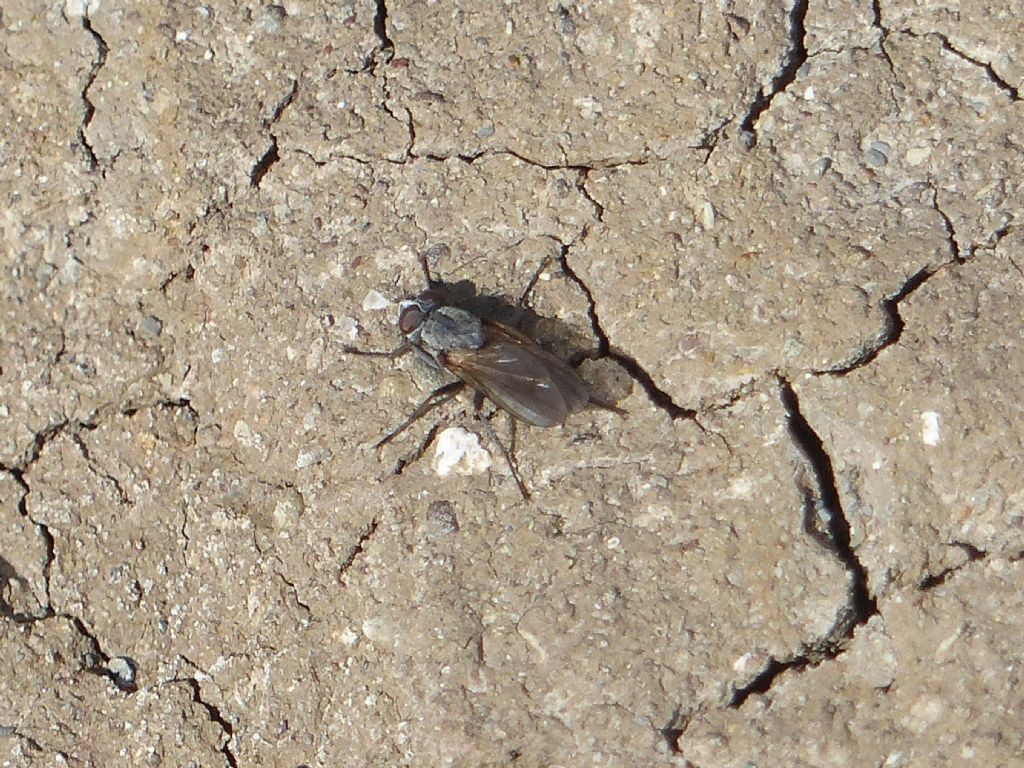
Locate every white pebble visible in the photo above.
<box><xmin>362</xmin><ymin>289</ymin><xmax>391</xmax><ymax>311</ymax></box>
<box><xmin>431</xmin><ymin>427</ymin><xmax>492</xmax><ymax>477</ymax></box>
<box><xmin>920</xmin><ymin>411</ymin><xmax>941</xmax><ymax>446</ymax></box>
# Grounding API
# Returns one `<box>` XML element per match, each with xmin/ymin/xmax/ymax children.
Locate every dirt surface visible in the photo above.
<box><xmin>2</xmin><ymin>0</ymin><xmax>1022</xmax><ymax>766</ymax></box>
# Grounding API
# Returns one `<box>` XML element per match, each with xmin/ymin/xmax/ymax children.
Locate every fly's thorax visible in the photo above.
<box><xmin>418</xmin><ymin>305</ymin><xmax>485</xmax><ymax>354</ymax></box>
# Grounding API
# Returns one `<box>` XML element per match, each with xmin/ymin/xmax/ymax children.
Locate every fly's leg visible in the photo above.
<box><xmin>473</xmin><ymin>394</ymin><xmax>530</xmax><ymax>501</ymax></box>
<box><xmin>374</xmin><ymin>381</ymin><xmax>464</xmax><ymax>450</ymax></box>
<box><xmin>391</xmin><ymin>422</ymin><xmax>442</xmax><ymax>477</ymax></box>
<box><xmin>419</xmin><ymin>252</ymin><xmax>435</xmax><ymax>286</ymax></box>
<box><xmin>517</xmin><ymin>256</ymin><xmax>552</xmax><ymax>308</ymax></box>
<box><xmin>342</xmin><ymin>342</ymin><xmax>410</xmax><ymax>359</ymax></box>
<box><xmin>509</xmin><ymin>416</ymin><xmax>518</xmax><ymax>458</ymax></box>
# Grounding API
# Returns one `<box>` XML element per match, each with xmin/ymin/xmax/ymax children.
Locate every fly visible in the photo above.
<box><xmin>346</xmin><ymin>252</ymin><xmax>599</xmax><ymax>499</ymax></box>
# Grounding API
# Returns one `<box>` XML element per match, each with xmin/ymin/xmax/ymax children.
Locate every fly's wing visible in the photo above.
<box><xmin>445</xmin><ymin>322</ymin><xmax>590</xmax><ymax>427</ymax></box>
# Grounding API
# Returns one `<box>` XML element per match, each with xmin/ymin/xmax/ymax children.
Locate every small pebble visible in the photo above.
<box><xmin>865</xmin><ymin>149</ymin><xmax>887</xmax><ymax>168</ymax></box>
<box><xmin>296</xmin><ymin>448</ymin><xmax>331</xmax><ymax>469</ymax></box>
<box><xmin>425</xmin><ymin>500</ymin><xmax>460</xmax><ymax>536</ymax></box>
<box><xmin>108</xmin><ymin>656</ymin><xmax>138</xmax><ymax>692</ymax></box>
<box><xmin>35</xmin><ymin>262</ymin><xmax>56</xmax><ymax>290</ymax></box>
<box><xmin>431</xmin><ymin>427</ymin><xmax>491</xmax><ymax>477</ymax></box>
<box><xmin>273</xmin><ymin>492</ymin><xmax>304</xmax><ymax>528</ymax></box>
<box><xmin>362</xmin><ymin>289</ymin><xmax>390</xmax><ymax>311</ymax></box>
<box><xmin>139</xmin><ymin>315</ymin><xmax>163</xmax><ymax>337</ymax></box>
<box><xmin>865</xmin><ymin>141</ymin><xmax>891</xmax><ymax>168</ymax></box>
<box><xmin>258</xmin><ymin>5</ymin><xmax>287</xmax><ymax>33</ymax></box>
<box><xmin>920</xmin><ymin>411</ymin><xmax>941</xmax><ymax>446</ymax></box>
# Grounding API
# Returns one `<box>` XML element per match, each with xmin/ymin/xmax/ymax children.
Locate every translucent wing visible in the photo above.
<box><xmin>444</xmin><ymin>322</ymin><xmax>590</xmax><ymax>427</ymax></box>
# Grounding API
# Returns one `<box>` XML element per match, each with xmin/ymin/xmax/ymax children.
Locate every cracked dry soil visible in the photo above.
<box><xmin>2</xmin><ymin>1</ymin><xmax>1023</xmax><ymax>766</ymax></box>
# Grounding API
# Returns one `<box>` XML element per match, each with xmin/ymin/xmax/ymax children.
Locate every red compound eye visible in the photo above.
<box><xmin>398</xmin><ymin>304</ymin><xmax>426</xmax><ymax>334</ymax></box>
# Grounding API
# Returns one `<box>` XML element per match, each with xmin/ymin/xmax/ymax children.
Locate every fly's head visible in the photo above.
<box><xmin>397</xmin><ymin>293</ymin><xmax>438</xmax><ymax>345</ymax></box>
<box><xmin>397</xmin><ymin>290</ymin><xmax>485</xmax><ymax>358</ymax></box>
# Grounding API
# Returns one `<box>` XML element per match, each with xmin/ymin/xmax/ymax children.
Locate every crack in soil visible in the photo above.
<box><xmin>11</xmin><ymin>419</ymin><xmax>75</xmax><ymax>472</ymax></box>
<box><xmin>178</xmin><ymin>677</ymin><xmax>238</xmax><ymax>767</ymax></box>
<box><xmin>815</xmin><ymin>188</ymin><xmax>963</xmax><ymax>376</ymax></box>
<box><xmin>728</xmin><ymin>379</ymin><xmax>878</xmax><ymax>707</ymax></box>
<box><xmin>658</xmin><ymin>704</ymin><xmax>688</xmax><ymax>754</ymax></box>
<box><xmin>67</xmin><ymin>614</ymin><xmax>139</xmax><ymax>693</ymax></box>
<box><xmin>557</xmin><ymin>240</ymin><xmax>695</xmax><ymax>421</ymax></box>
<box><xmin>738</xmin><ymin>0</ymin><xmax>808</xmax><ymax>146</ymax></box>
<box><xmin>0</xmin><ymin>399</ymin><xmax>198</xmax><ymax>624</ymax></box>
<box><xmin>691</xmin><ymin>118</ymin><xmax>730</xmax><ymax>165</ymax></box>
<box><xmin>1</xmin><ymin>420</ymin><xmax>75</xmax><ymax>623</ymax></box>
<box><xmin>250</xmin><ymin>80</ymin><xmax>298</xmax><ymax>188</ymax></box>
<box><xmin>871</xmin><ymin>0</ymin><xmax>898</xmax><ymax>78</ymax></box>
<box><xmin>922</xmin><ymin>31</ymin><xmax>1021</xmax><ymax>102</ymax></box>
<box><xmin>338</xmin><ymin>518</ymin><xmax>380</xmax><ymax>586</ymax></box>
<box><xmin>73</xmin><ymin>6</ymin><xmax>109</xmax><ymax>172</ymax></box>
<box><xmin>8</xmin><ymin>729</ymin><xmax>46</xmax><ymax>754</ymax></box>
<box><xmin>0</xmin><ymin>469</ymin><xmax>54</xmax><ymax>624</ymax></box>
<box><xmin>919</xmin><ymin>542</ymin><xmax>988</xmax><ymax>590</ymax></box>
<box><xmin>249</xmin><ymin>138</ymin><xmax>280</xmax><ymax>188</ymax></box>
<box><xmin>276</xmin><ymin>570</ymin><xmax>313</xmax><ymax>615</ymax></box>
<box><xmin>816</xmin><ymin>266</ymin><xmax>933</xmax><ymax>375</ymax></box>
<box><xmin>373</xmin><ymin>0</ymin><xmax>395</xmax><ymax>56</ymax></box>
<box><xmin>159</xmin><ymin>262</ymin><xmax>196</xmax><ymax>294</ymax></box>
<box><xmin>265</xmin><ymin>80</ymin><xmax>299</xmax><ymax>129</ymax></box>
<box><xmin>71</xmin><ymin>431</ymin><xmax>131</xmax><ymax>506</ymax></box>
<box><xmin>359</xmin><ymin>0</ymin><xmax>417</xmax><ymax>160</ymax></box>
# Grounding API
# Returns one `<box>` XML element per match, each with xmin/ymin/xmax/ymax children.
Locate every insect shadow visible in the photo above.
<box><xmin>345</xmin><ymin>247</ymin><xmax>618</xmax><ymax>499</ymax></box>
